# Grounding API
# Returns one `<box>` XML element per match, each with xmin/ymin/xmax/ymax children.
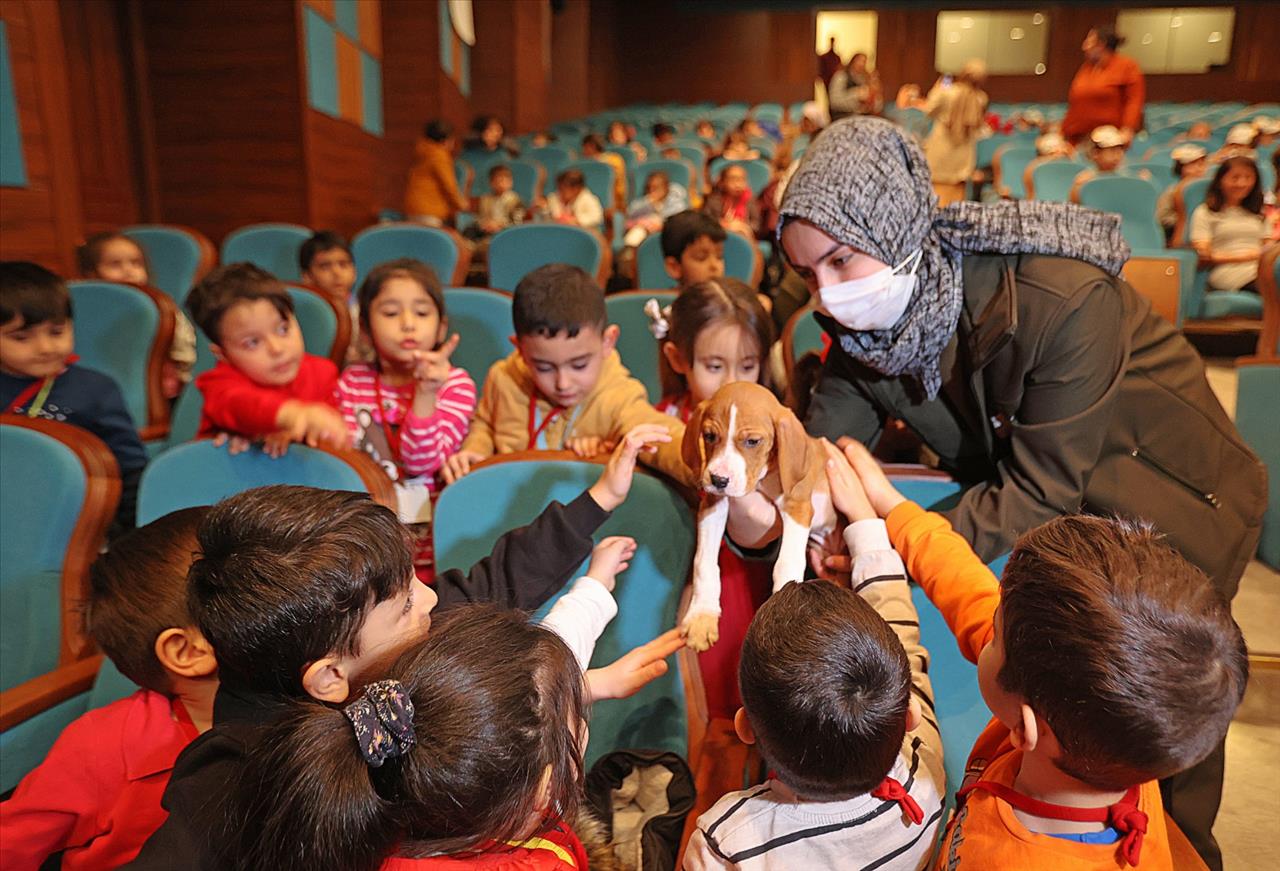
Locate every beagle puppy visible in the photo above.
<box><xmin>680</xmin><ymin>382</ymin><xmax>836</xmax><ymax>651</ymax></box>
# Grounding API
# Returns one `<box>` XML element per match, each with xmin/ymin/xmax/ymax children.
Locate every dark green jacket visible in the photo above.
<box><xmin>807</xmin><ymin>253</ymin><xmax>1266</xmax><ymax>597</ymax></box>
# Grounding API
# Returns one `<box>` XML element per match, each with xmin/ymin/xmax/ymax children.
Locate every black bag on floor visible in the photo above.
<box><xmin>582</xmin><ymin>749</ymin><xmax>696</xmax><ymax>871</ymax></box>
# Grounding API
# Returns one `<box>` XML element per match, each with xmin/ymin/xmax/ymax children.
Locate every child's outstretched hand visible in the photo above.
<box><xmin>276</xmin><ymin>401</ymin><xmax>348</xmax><ymax>451</ymax></box>
<box><xmin>411</xmin><ymin>334</ymin><xmax>461</xmax><ymax>394</ymax></box>
<box><xmin>441</xmin><ymin>449</ymin><xmax>486</xmax><ymax>485</ymax></box>
<box><xmin>588</xmin><ymin>424</ymin><xmax>673</xmax><ymax>512</ymax></box>
<box><xmin>568</xmin><ymin>435</ymin><xmax>614</xmax><ymax>458</ymax></box>
<box><xmin>585</xmin><ymin>628</ymin><xmax>686</xmax><ymax>701</ymax></box>
<box><xmin>821</xmin><ymin>439</ymin><xmax>876</xmax><ymax>522</ymax></box>
<box><xmin>836</xmin><ymin>437</ymin><xmax>907</xmax><ymax>518</ymax></box>
<box><xmin>586</xmin><ymin>535</ymin><xmax>637</xmax><ymax>592</ymax></box>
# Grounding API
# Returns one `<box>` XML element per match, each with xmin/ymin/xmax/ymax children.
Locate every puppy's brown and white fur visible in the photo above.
<box><xmin>680</xmin><ymin>382</ymin><xmax>836</xmax><ymax>651</ymax></box>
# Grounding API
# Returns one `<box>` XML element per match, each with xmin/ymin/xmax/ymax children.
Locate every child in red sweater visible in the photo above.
<box><xmin>186</xmin><ymin>263</ymin><xmax>345</xmax><ymax>454</ymax></box>
<box><xmin>837</xmin><ymin>441</ymin><xmax>1248</xmax><ymax>871</ymax></box>
<box><xmin>0</xmin><ymin>508</ymin><xmax>217</xmax><ymax>869</ymax></box>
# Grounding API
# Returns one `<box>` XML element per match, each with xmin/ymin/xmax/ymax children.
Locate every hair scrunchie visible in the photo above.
<box><xmin>343</xmin><ymin>679</ymin><xmax>416</xmax><ymax>767</ymax></box>
<box><xmin>644</xmin><ymin>297</ymin><xmax>672</xmax><ymax>340</ymax></box>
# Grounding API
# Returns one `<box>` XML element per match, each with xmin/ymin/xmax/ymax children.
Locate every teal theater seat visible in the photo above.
<box><xmin>0</xmin><ymin>417</ymin><xmax>119</xmax><ymax>791</ymax></box>
<box><xmin>433</xmin><ymin>459</ymin><xmax>695</xmax><ymax>767</ymax></box>
<box><xmin>631</xmin><ymin>159</ymin><xmax>694</xmax><ymax>199</ymax></box>
<box><xmin>605</xmin><ymin>290</ymin><xmax>677</xmax><ymax>403</ymax></box>
<box><xmin>442</xmin><ymin>287</ymin><xmax>513</xmax><ymax>390</ymax></box>
<box><xmin>526</xmin><ymin>145</ymin><xmax>575</xmax><ymax>180</ymax></box>
<box><xmin>1079</xmin><ymin>175</ymin><xmax>1164</xmax><ymax>250</ymax></box>
<box><xmin>220</xmin><ymin>223</ymin><xmax>313</xmax><ymax>281</ymax></box>
<box><xmin>488</xmin><ymin>224</ymin><xmax>604</xmax><ymax>292</ymax></box>
<box><xmin>1031</xmin><ymin>159</ymin><xmax>1088</xmax><ymax>202</ymax></box>
<box><xmin>352</xmin><ymin>223</ymin><xmax>468</xmax><ymax>287</ymax></box>
<box><xmin>137</xmin><ymin>441</ymin><xmax>390</xmax><ymax>525</ymax></box>
<box><xmin>122</xmin><ymin>225</ymin><xmax>214</xmax><ymax>307</ymax></box>
<box><xmin>67</xmin><ymin>281</ymin><xmax>173</xmax><ymax>440</ymax></box>
<box><xmin>994</xmin><ymin>145</ymin><xmax>1038</xmax><ymax>199</ymax></box>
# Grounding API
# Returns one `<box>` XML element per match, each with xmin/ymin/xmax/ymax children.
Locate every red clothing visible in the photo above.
<box><xmin>195</xmin><ymin>354</ymin><xmax>338</xmax><ymax>438</ymax></box>
<box><xmin>0</xmin><ymin>690</ymin><xmax>199</xmax><ymax>871</ymax></box>
<box><xmin>382</xmin><ymin>822</ymin><xmax>587</xmax><ymax>870</ymax></box>
<box><xmin>1061</xmin><ymin>54</ymin><xmax>1145</xmax><ymax>143</ymax></box>
<box><xmin>658</xmin><ymin>394</ymin><xmax>772</xmax><ymax>718</ymax></box>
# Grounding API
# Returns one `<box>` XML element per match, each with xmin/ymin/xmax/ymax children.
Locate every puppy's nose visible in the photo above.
<box><xmin>709</xmin><ymin>473</ymin><xmax>729</xmax><ymax>491</ymax></box>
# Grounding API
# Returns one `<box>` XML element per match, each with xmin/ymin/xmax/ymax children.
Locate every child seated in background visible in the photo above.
<box><xmin>336</xmin><ymin>258</ymin><xmax>476</xmax><ymax>578</ymax></box>
<box><xmin>1191</xmin><ymin>156</ymin><xmax>1267</xmax><ymax>292</ymax></box>
<box><xmin>704</xmin><ymin>164</ymin><xmax>760</xmax><ymax>239</ymax></box>
<box><xmin>623</xmin><ymin>170</ymin><xmax>689</xmax><ymax>247</ymax></box>
<box><xmin>466</xmin><ymin>164</ymin><xmax>526</xmax><ymax>244</ymax></box>
<box><xmin>652</xmin><ymin>122</ymin><xmax>677</xmax><ymax>147</ymax></box>
<box><xmin>0</xmin><ymin>508</ymin><xmax>216</xmax><ymax>870</ymax></box>
<box><xmin>542</xmin><ymin>168</ymin><xmax>605</xmax><ymax>233</ymax></box>
<box><xmin>298</xmin><ymin>230</ymin><xmax>362</xmax><ymax>361</ymax></box>
<box><xmin>131</xmin><ymin>440</ymin><xmax>674</xmax><ymax>868</ymax></box>
<box><xmin>76</xmin><ymin>230</ymin><xmax>196</xmax><ymax>398</ymax></box>
<box><xmin>662</xmin><ymin>211</ymin><xmax>728</xmax><ymax>289</ymax></box>
<box><xmin>225</xmin><ymin>608</ymin><xmax>610</xmax><ymax>870</ymax></box>
<box><xmin>696</xmin><ymin>119</ymin><xmax>717</xmax><ymax>141</ymax></box>
<box><xmin>838</xmin><ymin>441</ymin><xmax>1248</xmax><ymax>869</ymax></box>
<box><xmin>0</xmin><ymin>261</ymin><xmax>146</xmax><ymax>532</ymax></box>
<box><xmin>1157</xmin><ymin>144</ymin><xmax>1209</xmax><ymax>235</ymax></box>
<box><xmin>719</xmin><ymin>130</ymin><xmax>761</xmax><ymax>161</ymax></box>
<box><xmin>1069</xmin><ymin>125</ymin><xmax>1133</xmax><ymax>202</ymax></box>
<box><xmin>686</xmin><ymin>442</ymin><xmax>946</xmax><ymax>870</ymax></box>
<box><xmin>1214</xmin><ymin>124</ymin><xmax>1258</xmax><ymax>162</ymax></box>
<box><xmin>580</xmin><ymin>133</ymin><xmax>627</xmax><ymax>210</ymax></box>
<box><xmin>186</xmin><ymin>262</ymin><xmax>345</xmax><ymax>454</ymax></box>
<box><xmin>648</xmin><ymin>278</ymin><xmax>774</xmax><ymax>719</ymax></box>
<box><xmin>1020</xmin><ymin>131</ymin><xmax>1076</xmax><ymax>199</ymax></box>
<box><xmin>444</xmin><ymin>264</ymin><xmax>688</xmax><ymax>485</ymax></box>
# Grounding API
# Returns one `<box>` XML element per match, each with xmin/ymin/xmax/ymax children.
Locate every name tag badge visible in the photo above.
<box><xmin>397</xmin><ymin>479</ymin><xmax>433</xmax><ymax>525</ymax></box>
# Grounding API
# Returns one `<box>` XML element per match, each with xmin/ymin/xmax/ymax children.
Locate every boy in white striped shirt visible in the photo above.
<box><xmin>685</xmin><ymin>442</ymin><xmax>945</xmax><ymax>870</ymax></box>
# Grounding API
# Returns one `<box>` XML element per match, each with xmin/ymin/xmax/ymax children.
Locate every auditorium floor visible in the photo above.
<box><xmin>1205</xmin><ymin>361</ymin><xmax>1278</xmax><ymax>870</ymax></box>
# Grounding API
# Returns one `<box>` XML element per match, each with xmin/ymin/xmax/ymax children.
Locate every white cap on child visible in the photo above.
<box><xmin>1252</xmin><ymin>116</ymin><xmax>1279</xmax><ymax>135</ymax></box>
<box><xmin>1170</xmin><ymin>143</ymin><xmax>1207</xmax><ymax>164</ymax></box>
<box><xmin>1225</xmin><ymin>123</ymin><xmax>1256</xmax><ymax>146</ymax></box>
<box><xmin>1036</xmin><ymin>132</ymin><xmax>1067</xmax><ymax>155</ymax></box>
<box><xmin>1090</xmin><ymin>125</ymin><xmax>1126</xmax><ymax>149</ymax></box>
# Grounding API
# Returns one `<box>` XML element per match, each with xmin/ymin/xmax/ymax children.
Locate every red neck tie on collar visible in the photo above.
<box><xmin>872</xmin><ymin>776</ymin><xmax>924</xmax><ymax>825</ymax></box>
<box><xmin>957</xmin><ymin>780</ymin><xmax>1148</xmax><ymax>866</ymax></box>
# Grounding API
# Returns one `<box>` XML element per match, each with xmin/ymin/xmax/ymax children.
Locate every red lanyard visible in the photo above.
<box><xmin>5</xmin><ymin>377</ymin><xmax>49</xmax><ymax>415</ymax></box>
<box><xmin>957</xmin><ymin>780</ymin><xmax>1147</xmax><ymax>865</ymax></box>
<box><xmin>527</xmin><ymin>395</ymin><xmax>568</xmax><ymax>449</ymax></box>
<box><xmin>373</xmin><ymin>374</ymin><xmax>404</xmax><ymax>465</ymax></box>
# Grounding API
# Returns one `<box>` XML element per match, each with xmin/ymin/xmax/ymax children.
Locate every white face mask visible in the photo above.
<box><xmin>817</xmin><ymin>249</ymin><xmax>924</xmax><ymax>331</ymax></box>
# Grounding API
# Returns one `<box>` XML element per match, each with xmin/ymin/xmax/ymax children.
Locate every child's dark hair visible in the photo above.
<box><xmin>644</xmin><ymin>170</ymin><xmax>671</xmax><ymax>192</ymax></box>
<box><xmin>739</xmin><ymin>581</ymin><xmax>911</xmax><ymax>799</ymax></box>
<box><xmin>186</xmin><ymin>262</ymin><xmax>293</xmax><ymax>344</ymax></box>
<box><xmin>75</xmin><ymin>231</ymin><xmax>147</xmax><ymax>278</ymax></box>
<box><xmin>997</xmin><ymin>515</ymin><xmax>1248</xmax><ymax>791</ymax></box>
<box><xmin>0</xmin><ymin>261</ymin><xmax>71</xmax><ymax>327</ymax></box>
<box><xmin>658</xmin><ymin>278</ymin><xmax>774</xmax><ymax>400</ymax></box>
<box><xmin>581</xmin><ymin>133</ymin><xmax>605</xmax><ymax>154</ymax></box>
<box><xmin>660</xmin><ymin>210</ymin><xmax>726</xmax><ymax>260</ymax></box>
<box><xmin>225</xmin><ymin>606</ymin><xmax>586</xmax><ymax>871</ymax></box>
<box><xmin>556</xmin><ymin>168</ymin><xmax>586</xmax><ymax>189</ymax></box>
<box><xmin>424</xmin><ymin>119</ymin><xmax>453</xmax><ymax>142</ymax></box>
<box><xmin>488</xmin><ymin>163</ymin><xmax>513</xmax><ymax>181</ymax></box>
<box><xmin>1204</xmin><ymin>156</ymin><xmax>1263</xmax><ymax>215</ymax></box>
<box><xmin>512</xmin><ymin>263</ymin><xmax>605</xmax><ymax>338</ymax></box>
<box><xmin>189</xmin><ymin>485</ymin><xmax>414</xmax><ymax>696</ymax></box>
<box><xmin>652</xmin><ymin>122</ymin><xmax>675</xmax><ymax>139</ymax></box>
<box><xmin>88</xmin><ymin>507</ymin><xmax>208</xmax><ymax>693</ymax></box>
<box><xmin>356</xmin><ymin>258</ymin><xmax>447</xmax><ymax>337</ymax></box>
<box><xmin>299</xmin><ymin>230</ymin><xmax>352</xmax><ymax>274</ymax></box>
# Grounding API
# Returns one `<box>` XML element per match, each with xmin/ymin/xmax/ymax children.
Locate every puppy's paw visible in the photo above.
<box><xmin>680</xmin><ymin>611</ymin><xmax>721</xmax><ymax>652</ymax></box>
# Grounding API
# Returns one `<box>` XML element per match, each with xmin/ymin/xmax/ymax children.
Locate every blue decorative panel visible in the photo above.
<box><xmin>304</xmin><ymin>7</ymin><xmax>339</xmax><ymax>117</ymax></box>
<box><xmin>0</xmin><ymin>21</ymin><xmax>27</xmax><ymax>187</ymax></box>
<box><xmin>361</xmin><ymin>50</ymin><xmax>383</xmax><ymax>136</ymax></box>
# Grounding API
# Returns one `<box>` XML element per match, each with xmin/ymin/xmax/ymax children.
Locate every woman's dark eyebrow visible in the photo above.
<box><xmin>807</xmin><ymin>243</ymin><xmax>843</xmax><ymax>268</ymax></box>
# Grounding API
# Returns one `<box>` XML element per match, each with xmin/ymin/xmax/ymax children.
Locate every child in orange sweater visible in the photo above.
<box><xmin>836</xmin><ymin>441</ymin><xmax>1247</xmax><ymax>871</ymax></box>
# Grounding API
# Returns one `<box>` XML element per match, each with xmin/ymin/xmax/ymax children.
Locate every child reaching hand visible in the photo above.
<box><xmin>336</xmin><ymin>258</ymin><xmax>477</xmax><ymax>577</ymax></box>
<box><xmin>648</xmin><ymin>278</ymin><xmax>775</xmax><ymax>718</ymax></box>
<box><xmin>226</xmin><ymin>608</ymin><xmax>601</xmax><ymax>871</ymax></box>
<box><xmin>187</xmin><ymin>263</ymin><xmax>345</xmax><ymax>455</ymax></box>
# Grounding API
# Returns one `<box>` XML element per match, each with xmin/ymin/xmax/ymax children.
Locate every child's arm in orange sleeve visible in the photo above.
<box><xmin>885</xmin><ymin>501</ymin><xmax>999</xmax><ymax>664</ymax></box>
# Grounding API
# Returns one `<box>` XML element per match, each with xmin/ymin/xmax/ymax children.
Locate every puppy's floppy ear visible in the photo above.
<box><xmin>772</xmin><ymin>405</ymin><xmax>814</xmax><ymax>505</ymax></box>
<box><xmin>682</xmin><ymin>400</ymin><xmax>707</xmax><ymax>480</ymax></box>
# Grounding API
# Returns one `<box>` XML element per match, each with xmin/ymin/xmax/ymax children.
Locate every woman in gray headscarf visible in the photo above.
<box><xmin>775</xmin><ymin>117</ymin><xmax>1263</xmax><ymax>870</ymax></box>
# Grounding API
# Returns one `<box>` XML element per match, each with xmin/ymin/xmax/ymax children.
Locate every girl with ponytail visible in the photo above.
<box><xmin>225</xmin><ymin>606</ymin><xmax>591</xmax><ymax>871</ymax></box>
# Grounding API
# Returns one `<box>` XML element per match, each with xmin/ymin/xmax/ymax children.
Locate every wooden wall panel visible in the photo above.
<box><xmin>550</xmin><ymin>0</ymin><xmax>590</xmax><ymax>124</ymax></box>
<box><xmin>304</xmin><ymin>108</ymin><xmax>383</xmax><ymax>237</ymax></box>
<box><xmin>588</xmin><ymin>0</ymin><xmax>1280</xmax><ymax>111</ymax></box>
<box><xmin>471</xmin><ymin>0</ymin><xmax>549</xmax><ymax>134</ymax></box>
<box><xmin>59</xmin><ymin>0</ymin><xmax>141</xmax><ymax>236</ymax></box>
<box><xmin>0</xmin><ymin>0</ymin><xmax>82</xmax><ymax>274</ymax></box>
<box><xmin>137</xmin><ymin>0</ymin><xmax>307</xmax><ymax>245</ymax></box>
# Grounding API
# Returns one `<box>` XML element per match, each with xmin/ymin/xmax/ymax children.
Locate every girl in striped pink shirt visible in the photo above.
<box><xmin>336</xmin><ymin>258</ymin><xmax>477</xmax><ymax>579</ymax></box>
